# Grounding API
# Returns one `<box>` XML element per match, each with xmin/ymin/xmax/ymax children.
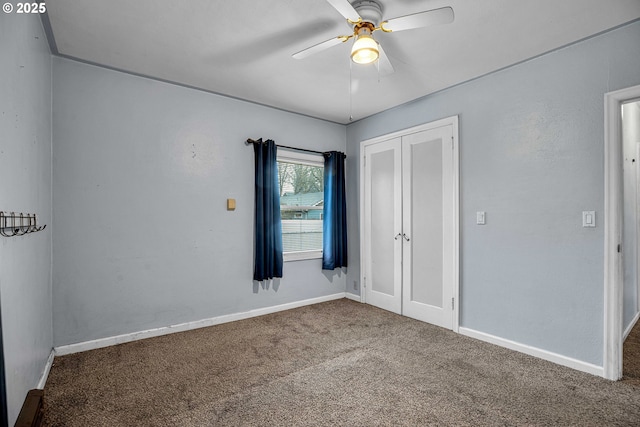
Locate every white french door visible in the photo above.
<box><xmin>363</xmin><ymin>137</ymin><xmax>403</xmax><ymax>314</ymax></box>
<box><xmin>361</xmin><ymin>117</ymin><xmax>458</xmax><ymax>330</ymax></box>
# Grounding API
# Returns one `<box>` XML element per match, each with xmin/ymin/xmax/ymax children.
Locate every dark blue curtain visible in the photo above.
<box><xmin>253</xmin><ymin>139</ymin><xmax>283</xmax><ymax>281</ymax></box>
<box><xmin>322</xmin><ymin>151</ymin><xmax>347</xmax><ymax>270</ymax></box>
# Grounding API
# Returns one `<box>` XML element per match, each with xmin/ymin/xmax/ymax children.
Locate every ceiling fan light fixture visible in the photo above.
<box><xmin>350</xmin><ymin>30</ymin><xmax>379</xmax><ymax>64</ymax></box>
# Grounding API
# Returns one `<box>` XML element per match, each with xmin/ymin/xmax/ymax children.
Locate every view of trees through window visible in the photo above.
<box><xmin>278</xmin><ymin>162</ymin><xmax>323</xmax><ymax>196</ymax></box>
<box><xmin>277</xmin><ymin>160</ymin><xmax>324</xmax><ymax>254</ymax></box>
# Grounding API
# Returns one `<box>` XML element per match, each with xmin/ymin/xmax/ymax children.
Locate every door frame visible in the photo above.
<box><xmin>637</xmin><ymin>141</ymin><xmax>640</xmax><ymax>317</ymax></box>
<box><xmin>604</xmin><ymin>84</ymin><xmax>640</xmax><ymax>380</ymax></box>
<box><xmin>359</xmin><ymin>115</ymin><xmax>460</xmax><ymax>332</ymax></box>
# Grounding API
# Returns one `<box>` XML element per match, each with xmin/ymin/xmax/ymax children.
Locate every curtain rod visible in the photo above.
<box><xmin>245</xmin><ymin>138</ymin><xmax>346</xmax><ymax>158</ymax></box>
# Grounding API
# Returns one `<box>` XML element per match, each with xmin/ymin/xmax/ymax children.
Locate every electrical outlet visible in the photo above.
<box><xmin>353</xmin><ymin>280</ymin><xmax>358</xmax><ymax>290</ymax></box>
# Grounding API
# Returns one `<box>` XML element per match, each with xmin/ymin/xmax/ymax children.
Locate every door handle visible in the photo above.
<box><xmin>402</xmin><ymin>233</ymin><xmax>410</xmax><ymax>242</ymax></box>
<box><xmin>394</xmin><ymin>233</ymin><xmax>402</xmax><ymax>240</ymax></box>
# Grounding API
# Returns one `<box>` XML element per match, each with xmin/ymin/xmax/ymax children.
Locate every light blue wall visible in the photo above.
<box><xmin>0</xmin><ymin>13</ymin><xmax>53</xmax><ymax>426</ymax></box>
<box><xmin>346</xmin><ymin>21</ymin><xmax>640</xmax><ymax>366</ymax></box>
<box><xmin>52</xmin><ymin>58</ymin><xmax>347</xmax><ymax>347</ymax></box>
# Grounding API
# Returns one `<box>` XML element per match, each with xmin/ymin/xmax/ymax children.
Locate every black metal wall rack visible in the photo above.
<box><xmin>0</xmin><ymin>211</ymin><xmax>46</xmax><ymax>237</ymax></box>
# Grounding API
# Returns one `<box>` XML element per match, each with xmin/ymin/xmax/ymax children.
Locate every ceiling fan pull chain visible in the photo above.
<box><xmin>349</xmin><ymin>58</ymin><xmax>353</xmax><ymax>122</ymax></box>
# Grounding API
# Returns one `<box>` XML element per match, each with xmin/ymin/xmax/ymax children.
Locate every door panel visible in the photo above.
<box><xmin>408</xmin><ymin>136</ymin><xmax>443</xmax><ymax>307</ymax></box>
<box><xmin>364</xmin><ymin>138</ymin><xmax>402</xmax><ymax>314</ymax></box>
<box><xmin>370</xmin><ymin>149</ymin><xmax>395</xmax><ymax>296</ymax></box>
<box><xmin>402</xmin><ymin>127</ymin><xmax>453</xmax><ymax>328</ymax></box>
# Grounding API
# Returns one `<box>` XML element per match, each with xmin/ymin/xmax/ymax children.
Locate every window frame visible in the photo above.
<box><xmin>277</xmin><ymin>149</ymin><xmax>324</xmax><ymax>262</ymax></box>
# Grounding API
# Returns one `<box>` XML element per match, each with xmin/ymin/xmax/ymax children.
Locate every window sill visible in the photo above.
<box><xmin>283</xmin><ymin>250</ymin><xmax>322</xmax><ymax>262</ymax></box>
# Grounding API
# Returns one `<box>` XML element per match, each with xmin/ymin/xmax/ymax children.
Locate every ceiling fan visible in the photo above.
<box><xmin>292</xmin><ymin>0</ymin><xmax>454</xmax><ymax>74</ymax></box>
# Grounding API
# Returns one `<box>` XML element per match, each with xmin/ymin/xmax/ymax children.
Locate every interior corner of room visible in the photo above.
<box><xmin>2</xmin><ymin>2</ymin><xmax>640</xmax><ymax>426</ymax></box>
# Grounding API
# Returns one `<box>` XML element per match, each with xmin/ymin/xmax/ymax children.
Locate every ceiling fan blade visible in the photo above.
<box><xmin>292</xmin><ymin>36</ymin><xmax>349</xmax><ymax>60</ymax></box>
<box><xmin>377</xmin><ymin>44</ymin><xmax>394</xmax><ymax>76</ymax></box>
<box><xmin>326</xmin><ymin>0</ymin><xmax>361</xmax><ymax>22</ymax></box>
<box><xmin>382</xmin><ymin>7</ymin><xmax>454</xmax><ymax>32</ymax></box>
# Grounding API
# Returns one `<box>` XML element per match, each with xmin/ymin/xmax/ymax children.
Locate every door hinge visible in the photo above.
<box><xmin>452</xmin><ymin>297</ymin><xmax>454</xmax><ymax>310</ymax></box>
<box><xmin>618</xmin><ymin>244</ymin><xmax>622</xmax><ymax>253</ymax></box>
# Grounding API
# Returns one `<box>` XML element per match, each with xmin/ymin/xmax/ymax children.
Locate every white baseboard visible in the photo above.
<box><xmin>624</xmin><ymin>310</ymin><xmax>640</xmax><ymax>341</ymax></box>
<box><xmin>345</xmin><ymin>292</ymin><xmax>362</xmax><ymax>302</ymax></box>
<box><xmin>54</xmin><ymin>292</ymin><xmax>347</xmax><ymax>356</ymax></box>
<box><xmin>459</xmin><ymin>327</ymin><xmax>604</xmax><ymax>378</ymax></box>
<box><xmin>37</xmin><ymin>349</ymin><xmax>55</xmax><ymax>389</ymax></box>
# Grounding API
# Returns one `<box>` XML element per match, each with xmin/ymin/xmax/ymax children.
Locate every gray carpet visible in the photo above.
<box><xmin>44</xmin><ymin>299</ymin><xmax>640</xmax><ymax>426</ymax></box>
<box><xmin>624</xmin><ymin>316</ymin><xmax>640</xmax><ymax>386</ymax></box>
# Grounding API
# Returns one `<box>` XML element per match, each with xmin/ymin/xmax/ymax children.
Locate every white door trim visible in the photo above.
<box><xmin>604</xmin><ymin>84</ymin><xmax>640</xmax><ymax>380</ymax></box>
<box><xmin>359</xmin><ymin>115</ymin><xmax>459</xmax><ymax>332</ymax></box>
<box><xmin>637</xmin><ymin>141</ymin><xmax>640</xmax><ymax>315</ymax></box>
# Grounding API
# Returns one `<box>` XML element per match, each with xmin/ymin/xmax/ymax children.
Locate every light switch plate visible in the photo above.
<box><xmin>227</xmin><ymin>198</ymin><xmax>236</xmax><ymax>211</ymax></box>
<box><xmin>476</xmin><ymin>211</ymin><xmax>486</xmax><ymax>225</ymax></box>
<box><xmin>582</xmin><ymin>211</ymin><xmax>595</xmax><ymax>227</ymax></box>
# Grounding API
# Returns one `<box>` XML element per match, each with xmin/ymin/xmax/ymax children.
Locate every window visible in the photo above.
<box><xmin>277</xmin><ymin>150</ymin><xmax>324</xmax><ymax>261</ymax></box>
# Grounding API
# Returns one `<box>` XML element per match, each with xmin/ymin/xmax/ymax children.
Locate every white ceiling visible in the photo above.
<box><xmin>45</xmin><ymin>0</ymin><xmax>640</xmax><ymax>124</ymax></box>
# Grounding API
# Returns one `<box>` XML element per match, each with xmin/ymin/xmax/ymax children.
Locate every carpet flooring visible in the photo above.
<box><xmin>624</xmin><ymin>317</ymin><xmax>640</xmax><ymax>386</ymax></box>
<box><xmin>44</xmin><ymin>299</ymin><xmax>640</xmax><ymax>426</ymax></box>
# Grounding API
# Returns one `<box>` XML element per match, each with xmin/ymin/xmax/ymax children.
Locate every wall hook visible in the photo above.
<box><xmin>0</xmin><ymin>211</ymin><xmax>46</xmax><ymax>237</ymax></box>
